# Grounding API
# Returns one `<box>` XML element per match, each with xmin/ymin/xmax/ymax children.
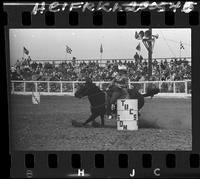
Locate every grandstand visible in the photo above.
<box><xmin>11</xmin><ymin>57</ymin><xmax>191</xmax><ymax>81</ymax></box>
<box><xmin>10</xmin><ymin>57</ymin><xmax>191</xmax><ymax>97</ymax></box>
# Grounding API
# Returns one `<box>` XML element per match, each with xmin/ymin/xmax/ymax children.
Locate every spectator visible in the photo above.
<box><xmin>11</xmin><ymin>57</ymin><xmax>191</xmax><ymax>82</ymax></box>
<box><xmin>134</xmin><ymin>52</ymin><xmax>139</xmax><ymax>63</ymax></box>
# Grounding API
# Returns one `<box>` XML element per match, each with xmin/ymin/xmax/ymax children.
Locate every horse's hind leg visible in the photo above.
<box><xmin>100</xmin><ymin>114</ymin><xmax>104</xmax><ymax>127</ymax></box>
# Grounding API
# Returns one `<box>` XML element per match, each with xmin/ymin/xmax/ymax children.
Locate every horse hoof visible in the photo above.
<box><xmin>92</xmin><ymin>121</ymin><xmax>100</xmax><ymax>127</ymax></box>
<box><xmin>71</xmin><ymin>120</ymin><xmax>84</xmax><ymax>127</ymax></box>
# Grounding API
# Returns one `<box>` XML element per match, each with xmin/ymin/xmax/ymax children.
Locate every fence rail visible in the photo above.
<box><xmin>32</xmin><ymin>57</ymin><xmax>191</xmax><ymax>64</ymax></box>
<box><xmin>10</xmin><ymin>80</ymin><xmax>191</xmax><ymax>97</ymax></box>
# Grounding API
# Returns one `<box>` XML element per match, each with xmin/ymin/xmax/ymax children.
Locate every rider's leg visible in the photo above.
<box><xmin>100</xmin><ymin>114</ymin><xmax>104</xmax><ymax>126</ymax></box>
<box><xmin>110</xmin><ymin>90</ymin><xmax>122</xmax><ymax>105</ymax></box>
<box><xmin>106</xmin><ymin>95</ymin><xmax>111</xmax><ymax>115</ymax></box>
<box><xmin>121</xmin><ymin>87</ymin><xmax>129</xmax><ymax>98</ymax></box>
<box><xmin>106</xmin><ymin>90</ymin><xmax>121</xmax><ymax>119</ymax></box>
<box><xmin>138</xmin><ymin>111</ymin><xmax>141</xmax><ymax>117</ymax></box>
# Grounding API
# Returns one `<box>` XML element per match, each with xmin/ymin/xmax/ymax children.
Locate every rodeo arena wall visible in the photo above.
<box><xmin>10</xmin><ymin>56</ymin><xmax>191</xmax><ymax>98</ymax></box>
<box><xmin>10</xmin><ymin>80</ymin><xmax>191</xmax><ymax>98</ymax></box>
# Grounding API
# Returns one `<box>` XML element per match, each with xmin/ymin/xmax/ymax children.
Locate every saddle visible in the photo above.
<box><xmin>105</xmin><ymin>88</ymin><xmax>130</xmax><ymax>115</ymax></box>
<box><xmin>105</xmin><ymin>88</ymin><xmax>130</xmax><ymax>105</ymax></box>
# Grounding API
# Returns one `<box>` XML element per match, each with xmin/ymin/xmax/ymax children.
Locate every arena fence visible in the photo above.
<box><xmin>10</xmin><ymin>80</ymin><xmax>191</xmax><ymax>97</ymax></box>
<box><xmin>33</xmin><ymin>57</ymin><xmax>191</xmax><ymax>65</ymax></box>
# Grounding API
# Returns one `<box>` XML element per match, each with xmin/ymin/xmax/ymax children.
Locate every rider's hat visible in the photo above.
<box><xmin>118</xmin><ymin>65</ymin><xmax>127</xmax><ymax>73</ymax></box>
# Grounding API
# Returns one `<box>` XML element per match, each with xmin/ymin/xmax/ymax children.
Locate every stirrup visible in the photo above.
<box><xmin>111</xmin><ymin>104</ymin><xmax>115</xmax><ymax>110</ymax></box>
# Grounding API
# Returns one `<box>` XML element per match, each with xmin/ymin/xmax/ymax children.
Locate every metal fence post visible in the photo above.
<box><xmin>35</xmin><ymin>82</ymin><xmax>38</xmax><ymax>92</ymax></box>
<box><xmin>61</xmin><ymin>81</ymin><xmax>63</xmax><ymax>93</ymax></box>
<box><xmin>47</xmin><ymin>82</ymin><xmax>49</xmax><ymax>93</ymax></box>
<box><xmin>12</xmin><ymin>82</ymin><xmax>14</xmax><ymax>93</ymax></box>
<box><xmin>173</xmin><ymin>81</ymin><xmax>176</xmax><ymax>93</ymax></box>
<box><xmin>24</xmin><ymin>82</ymin><xmax>26</xmax><ymax>93</ymax></box>
<box><xmin>185</xmin><ymin>81</ymin><xmax>188</xmax><ymax>94</ymax></box>
<box><xmin>143</xmin><ymin>82</ymin><xmax>146</xmax><ymax>94</ymax></box>
<box><xmin>158</xmin><ymin>81</ymin><xmax>161</xmax><ymax>90</ymax></box>
<box><xmin>100</xmin><ymin>82</ymin><xmax>103</xmax><ymax>90</ymax></box>
<box><xmin>72</xmin><ymin>82</ymin><xmax>75</xmax><ymax>95</ymax></box>
<box><xmin>128</xmin><ymin>80</ymin><xmax>131</xmax><ymax>89</ymax></box>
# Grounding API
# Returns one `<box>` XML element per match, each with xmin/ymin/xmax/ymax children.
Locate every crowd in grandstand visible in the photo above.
<box><xmin>10</xmin><ymin>53</ymin><xmax>191</xmax><ymax>82</ymax></box>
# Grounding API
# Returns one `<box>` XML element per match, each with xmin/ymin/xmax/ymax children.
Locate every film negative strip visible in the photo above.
<box><xmin>3</xmin><ymin>1</ymin><xmax>200</xmax><ymax>178</ymax></box>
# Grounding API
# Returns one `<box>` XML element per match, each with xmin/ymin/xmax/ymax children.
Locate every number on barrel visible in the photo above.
<box><xmin>133</xmin><ymin>114</ymin><xmax>137</xmax><ymax>120</ymax></box>
<box><xmin>124</xmin><ymin>104</ymin><xmax>129</xmax><ymax>110</ymax></box>
<box><xmin>123</xmin><ymin>125</ymin><xmax>127</xmax><ymax>130</ymax></box>
<box><xmin>120</xmin><ymin>121</ymin><xmax>123</xmax><ymax>127</ymax></box>
<box><xmin>120</xmin><ymin>100</ymin><xmax>129</xmax><ymax>110</ymax></box>
<box><xmin>117</xmin><ymin>114</ymin><xmax>120</xmax><ymax>121</ymax></box>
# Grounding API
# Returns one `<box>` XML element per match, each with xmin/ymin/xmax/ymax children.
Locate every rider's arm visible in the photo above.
<box><xmin>111</xmin><ymin>78</ymin><xmax>116</xmax><ymax>84</ymax></box>
<box><xmin>106</xmin><ymin>78</ymin><xmax>116</xmax><ymax>90</ymax></box>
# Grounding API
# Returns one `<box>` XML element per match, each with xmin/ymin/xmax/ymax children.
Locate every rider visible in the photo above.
<box><xmin>85</xmin><ymin>76</ymin><xmax>93</xmax><ymax>84</ymax></box>
<box><xmin>107</xmin><ymin>64</ymin><xmax>129</xmax><ymax>118</ymax></box>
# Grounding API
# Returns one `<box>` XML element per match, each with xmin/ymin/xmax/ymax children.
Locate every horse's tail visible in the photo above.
<box><xmin>142</xmin><ymin>88</ymin><xmax>160</xmax><ymax>98</ymax></box>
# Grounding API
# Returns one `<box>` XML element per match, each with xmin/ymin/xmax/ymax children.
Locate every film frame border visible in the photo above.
<box><xmin>3</xmin><ymin>1</ymin><xmax>200</xmax><ymax>178</ymax></box>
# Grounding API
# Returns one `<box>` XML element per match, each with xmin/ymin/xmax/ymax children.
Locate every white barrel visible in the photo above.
<box><xmin>117</xmin><ymin>99</ymin><xmax>138</xmax><ymax>111</ymax></box>
<box><xmin>117</xmin><ymin>110</ymin><xmax>138</xmax><ymax>121</ymax></box>
<box><xmin>117</xmin><ymin>120</ymin><xmax>138</xmax><ymax>131</ymax></box>
<box><xmin>32</xmin><ymin>92</ymin><xmax>40</xmax><ymax>104</ymax></box>
<box><xmin>117</xmin><ymin>99</ymin><xmax>138</xmax><ymax>131</ymax></box>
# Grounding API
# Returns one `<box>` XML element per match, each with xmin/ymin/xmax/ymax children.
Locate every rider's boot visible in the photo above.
<box><xmin>122</xmin><ymin>88</ymin><xmax>129</xmax><ymax>99</ymax></box>
<box><xmin>111</xmin><ymin>104</ymin><xmax>115</xmax><ymax>111</ymax></box>
<box><xmin>108</xmin><ymin>115</ymin><xmax>112</xmax><ymax>120</ymax></box>
<box><xmin>138</xmin><ymin>112</ymin><xmax>141</xmax><ymax>117</ymax></box>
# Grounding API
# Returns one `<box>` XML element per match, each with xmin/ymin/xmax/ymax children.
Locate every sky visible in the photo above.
<box><xmin>9</xmin><ymin>28</ymin><xmax>191</xmax><ymax>65</ymax></box>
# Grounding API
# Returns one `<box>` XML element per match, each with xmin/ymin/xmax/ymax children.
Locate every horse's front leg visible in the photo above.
<box><xmin>83</xmin><ymin>113</ymin><xmax>98</xmax><ymax>126</ymax></box>
<box><xmin>100</xmin><ymin>114</ymin><xmax>104</xmax><ymax>127</ymax></box>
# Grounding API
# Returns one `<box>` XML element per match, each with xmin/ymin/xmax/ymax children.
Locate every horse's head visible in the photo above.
<box><xmin>74</xmin><ymin>81</ymin><xmax>96</xmax><ymax>98</ymax></box>
<box><xmin>75</xmin><ymin>83</ymin><xmax>89</xmax><ymax>98</ymax></box>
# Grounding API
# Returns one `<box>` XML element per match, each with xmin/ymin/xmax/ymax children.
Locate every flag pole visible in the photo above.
<box><xmin>139</xmin><ymin>43</ymin><xmax>141</xmax><ymax>57</ymax></box>
<box><xmin>179</xmin><ymin>41</ymin><xmax>181</xmax><ymax>59</ymax></box>
<box><xmin>65</xmin><ymin>45</ymin><xmax>68</xmax><ymax>62</ymax></box>
<box><xmin>23</xmin><ymin>47</ymin><xmax>24</xmax><ymax>60</ymax></box>
<box><xmin>148</xmin><ymin>28</ymin><xmax>152</xmax><ymax>80</ymax></box>
<box><xmin>100</xmin><ymin>43</ymin><xmax>103</xmax><ymax>66</ymax></box>
<box><xmin>101</xmin><ymin>51</ymin><xmax>102</xmax><ymax>66</ymax></box>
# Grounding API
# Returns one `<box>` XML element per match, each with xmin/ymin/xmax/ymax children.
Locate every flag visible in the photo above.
<box><xmin>135</xmin><ymin>31</ymin><xmax>139</xmax><ymax>39</ymax></box>
<box><xmin>100</xmin><ymin>44</ymin><xmax>103</xmax><ymax>53</ymax></box>
<box><xmin>180</xmin><ymin>41</ymin><xmax>185</xmax><ymax>50</ymax></box>
<box><xmin>136</xmin><ymin>43</ymin><xmax>141</xmax><ymax>51</ymax></box>
<box><xmin>23</xmin><ymin>46</ymin><xmax>29</xmax><ymax>55</ymax></box>
<box><xmin>66</xmin><ymin>45</ymin><xmax>72</xmax><ymax>54</ymax></box>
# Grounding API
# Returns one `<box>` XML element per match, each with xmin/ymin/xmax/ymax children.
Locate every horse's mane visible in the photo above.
<box><xmin>91</xmin><ymin>83</ymin><xmax>101</xmax><ymax>92</ymax></box>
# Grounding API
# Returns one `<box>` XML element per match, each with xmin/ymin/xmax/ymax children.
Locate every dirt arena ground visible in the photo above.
<box><xmin>10</xmin><ymin>95</ymin><xmax>192</xmax><ymax>151</ymax></box>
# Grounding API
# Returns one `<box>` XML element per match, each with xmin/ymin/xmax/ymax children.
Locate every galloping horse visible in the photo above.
<box><xmin>73</xmin><ymin>82</ymin><xmax>159</xmax><ymax>127</ymax></box>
